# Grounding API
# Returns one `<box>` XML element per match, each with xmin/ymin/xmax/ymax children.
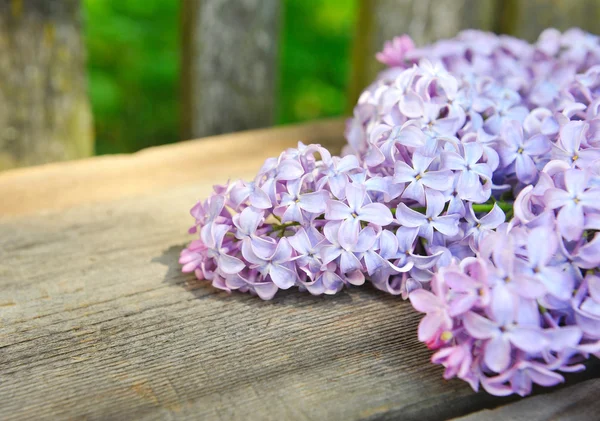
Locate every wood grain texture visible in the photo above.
<box><xmin>500</xmin><ymin>0</ymin><xmax>600</xmax><ymax>42</ymax></box>
<box><xmin>181</xmin><ymin>0</ymin><xmax>280</xmax><ymax>139</ymax></box>
<box><xmin>1</xmin><ymin>124</ymin><xmax>598</xmax><ymax>420</ymax></box>
<box><xmin>0</xmin><ymin>0</ymin><xmax>93</xmax><ymax>170</ymax></box>
<box><xmin>453</xmin><ymin>377</ymin><xmax>600</xmax><ymax>421</ymax></box>
<box><xmin>348</xmin><ymin>0</ymin><xmax>497</xmax><ymax>106</ymax></box>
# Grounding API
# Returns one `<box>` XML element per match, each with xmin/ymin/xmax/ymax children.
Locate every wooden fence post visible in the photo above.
<box><xmin>181</xmin><ymin>0</ymin><xmax>281</xmax><ymax>140</ymax></box>
<box><xmin>498</xmin><ymin>0</ymin><xmax>600</xmax><ymax>42</ymax></box>
<box><xmin>348</xmin><ymin>0</ymin><xmax>497</xmax><ymax>107</ymax></box>
<box><xmin>0</xmin><ymin>0</ymin><xmax>93</xmax><ymax>170</ymax></box>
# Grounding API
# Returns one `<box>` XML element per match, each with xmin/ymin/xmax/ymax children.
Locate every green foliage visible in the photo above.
<box><xmin>84</xmin><ymin>0</ymin><xmax>355</xmax><ymax>154</ymax></box>
<box><xmin>84</xmin><ymin>0</ymin><xmax>180</xmax><ymax>154</ymax></box>
<box><xmin>277</xmin><ymin>0</ymin><xmax>357</xmax><ymax>123</ymax></box>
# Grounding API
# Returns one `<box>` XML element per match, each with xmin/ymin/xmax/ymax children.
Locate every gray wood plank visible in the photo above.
<box><xmin>453</xmin><ymin>377</ymin><xmax>600</xmax><ymax>421</ymax></box>
<box><xmin>181</xmin><ymin>0</ymin><xmax>281</xmax><ymax>139</ymax></box>
<box><xmin>0</xmin><ymin>184</ymin><xmax>493</xmax><ymax>421</ymax></box>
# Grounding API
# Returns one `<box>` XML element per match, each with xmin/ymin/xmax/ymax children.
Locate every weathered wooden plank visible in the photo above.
<box><xmin>0</xmin><ymin>0</ymin><xmax>93</xmax><ymax>170</ymax></box>
<box><xmin>0</xmin><ymin>118</ymin><xmax>345</xmax><ymax>217</ymax></box>
<box><xmin>348</xmin><ymin>0</ymin><xmax>497</xmax><ymax>106</ymax></box>
<box><xmin>453</xmin><ymin>377</ymin><xmax>600</xmax><ymax>421</ymax></box>
<box><xmin>181</xmin><ymin>0</ymin><xmax>281</xmax><ymax>139</ymax></box>
<box><xmin>499</xmin><ymin>0</ymin><xmax>600</xmax><ymax>42</ymax></box>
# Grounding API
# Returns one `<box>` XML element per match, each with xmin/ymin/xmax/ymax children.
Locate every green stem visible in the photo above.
<box><xmin>391</xmin><ymin>200</ymin><xmax>513</xmax><ymax>215</ymax></box>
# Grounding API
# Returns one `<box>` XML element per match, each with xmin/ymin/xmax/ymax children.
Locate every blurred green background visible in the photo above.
<box><xmin>83</xmin><ymin>0</ymin><xmax>357</xmax><ymax>155</ymax></box>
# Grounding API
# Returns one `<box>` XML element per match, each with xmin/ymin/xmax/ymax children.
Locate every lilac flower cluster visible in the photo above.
<box><xmin>412</xmin><ymin>161</ymin><xmax>600</xmax><ymax>396</ymax></box>
<box><xmin>179</xmin><ymin>144</ymin><xmax>411</xmax><ymax>299</ymax></box>
<box><xmin>181</xmin><ymin>28</ymin><xmax>600</xmax><ymax>396</ymax></box>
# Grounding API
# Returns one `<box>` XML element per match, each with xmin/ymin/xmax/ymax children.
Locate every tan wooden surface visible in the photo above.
<box><xmin>1</xmin><ymin>120</ymin><xmax>598</xmax><ymax>420</ymax></box>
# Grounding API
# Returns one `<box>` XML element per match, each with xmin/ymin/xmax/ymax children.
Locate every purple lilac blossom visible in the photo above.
<box><xmin>181</xmin><ymin>29</ymin><xmax>600</xmax><ymax>397</ymax></box>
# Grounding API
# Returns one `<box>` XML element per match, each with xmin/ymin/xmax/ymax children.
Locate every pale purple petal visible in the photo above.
<box><xmin>484</xmin><ymin>335</ymin><xmax>512</xmax><ymax>373</ymax></box>
<box><xmin>359</xmin><ymin>203</ymin><xmax>394</xmax><ymax>226</ymax></box>
<box><xmin>269</xmin><ymin>264</ymin><xmax>297</xmax><ymax>289</ymax></box>
<box><xmin>299</xmin><ymin>191</ymin><xmax>329</xmax><ymax>213</ymax></box>
<box><xmin>463</xmin><ymin>311</ymin><xmax>498</xmax><ymax>339</ymax></box>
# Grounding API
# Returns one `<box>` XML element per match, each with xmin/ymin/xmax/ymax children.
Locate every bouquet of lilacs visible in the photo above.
<box><xmin>180</xmin><ymin>29</ymin><xmax>600</xmax><ymax>397</ymax></box>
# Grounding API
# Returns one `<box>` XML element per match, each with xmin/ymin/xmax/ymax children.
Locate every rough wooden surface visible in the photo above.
<box><xmin>453</xmin><ymin>377</ymin><xmax>600</xmax><ymax>421</ymax></box>
<box><xmin>348</xmin><ymin>0</ymin><xmax>497</xmax><ymax>106</ymax></box>
<box><xmin>181</xmin><ymin>0</ymin><xmax>280</xmax><ymax>139</ymax></box>
<box><xmin>0</xmin><ymin>0</ymin><xmax>93</xmax><ymax>170</ymax></box>
<box><xmin>1</xmin><ymin>122</ymin><xmax>598</xmax><ymax>421</ymax></box>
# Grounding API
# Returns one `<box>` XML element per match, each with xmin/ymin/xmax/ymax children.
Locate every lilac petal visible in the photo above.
<box><xmin>251</xmin><ymin>236</ymin><xmax>277</xmax><ymax>260</ymax></box>
<box><xmin>484</xmin><ymin>335</ymin><xmax>511</xmax><ymax>373</ymax></box>
<box><xmin>442</xmin><ymin>151</ymin><xmax>465</xmax><ymax>170</ymax></box>
<box><xmin>340</xmin><ymin>251</ymin><xmax>363</xmax><ymax>273</ymax></box>
<box><xmin>328</xmin><ymin>174</ymin><xmax>348</xmax><ymax>200</ymax></box>
<box><xmin>396</xmin><ymin>204</ymin><xmax>425</xmax><ymax>227</ymax></box>
<box><xmin>464</xmin><ymin>142</ymin><xmax>484</xmax><ymax>165</ymax></box>
<box><xmin>544</xmin><ymin>188</ymin><xmax>571</xmax><ymax>209</ymax></box>
<box><xmin>271</xmin><ymin>238</ymin><xmax>293</xmax><ymax>263</ymax></box>
<box><xmin>409</xmin><ymin>289</ymin><xmax>440</xmax><ymax>313</ymax></box>
<box><xmin>457</xmin><ymin>171</ymin><xmax>480</xmax><ymax>198</ymax></box>
<box><xmin>503</xmin><ymin>120</ymin><xmax>524</xmax><ymax>147</ymax></box>
<box><xmin>346</xmin><ymin>183</ymin><xmax>366</xmax><ymax>212</ymax></box>
<box><xmin>448</xmin><ymin>294</ymin><xmax>477</xmax><ymax>316</ymax></box>
<box><xmin>559</xmin><ymin>121</ymin><xmax>585</xmax><ymax>152</ymax></box>
<box><xmin>463</xmin><ymin>311</ymin><xmax>498</xmax><ymax>339</ymax></box>
<box><xmin>247</xmin><ymin>188</ymin><xmax>271</xmax><ymax>210</ymax></box>
<box><xmin>431</xmin><ymin>216</ymin><xmax>460</xmax><ymax>237</ymax></box>
<box><xmin>277</xmin><ymin>160</ymin><xmax>304</xmax><ymax>180</ymax></box>
<box><xmin>399</xmin><ymin>91</ymin><xmax>424</xmax><ymax>118</ymax></box>
<box><xmin>355</xmin><ymin>226</ymin><xmax>378</xmax><ymax>252</ymax></box>
<box><xmin>412</xmin><ymin>153</ymin><xmax>434</xmax><ymax>172</ymax></box>
<box><xmin>425</xmin><ymin>190</ymin><xmax>446</xmax><ymax>217</ymax></box>
<box><xmin>359</xmin><ymin>203</ymin><xmax>394</xmax><ymax>226</ymax></box>
<box><xmin>546</xmin><ymin>326</ymin><xmax>583</xmax><ymax>351</ymax></box>
<box><xmin>336</xmin><ymin>154</ymin><xmax>359</xmax><ymax>173</ymax></box>
<box><xmin>526</xmin><ymin>365</ymin><xmax>564</xmax><ymax>387</ymax></box>
<box><xmin>235</xmin><ymin>207</ymin><xmax>263</xmax><ymax>235</ymax></box>
<box><xmin>564</xmin><ymin>169</ymin><xmax>587</xmax><ymax>195</ymax></box>
<box><xmin>470</xmin><ymin>163</ymin><xmax>492</xmax><ymax>179</ymax></box>
<box><xmin>281</xmin><ymin>203</ymin><xmax>304</xmax><ymax>223</ymax></box>
<box><xmin>524</xmin><ymin>134</ymin><xmax>550</xmax><ymax>155</ymax></box>
<box><xmin>515</xmin><ymin>154</ymin><xmax>537</xmax><ymax>184</ymax></box>
<box><xmin>321</xmin><ymin>245</ymin><xmax>342</xmax><ymax>266</ymax></box>
<box><xmin>580</xmin><ymin>188</ymin><xmax>600</xmax><ymax>209</ymax></box>
<box><xmin>218</xmin><ymin>254</ymin><xmax>245</xmax><ymax>275</ymax></box>
<box><xmin>326</xmin><ymin>200</ymin><xmax>352</xmax><ymax>220</ymax></box>
<box><xmin>269</xmin><ymin>264</ymin><xmax>297</xmax><ymax>289</ymax></box>
<box><xmin>418</xmin><ymin>313</ymin><xmax>444</xmax><ymax>342</ymax></box>
<box><xmin>491</xmin><ymin>283</ymin><xmax>516</xmax><ymax>325</ymax></box>
<box><xmin>346</xmin><ymin>269</ymin><xmax>365</xmax><ymax>286</ymax></box>
<box><xmin>479</xmin><ymin>204</ymin><xmax>505</xmax><ymax>229</ymax></box>
<box><xmin>421</xmin><ymin>170</ymin><xmax>454</xmax><ymax>191</ymax></box>
<box><xmin>507</xmin><ymin>328</ymin><xmax>548</xmax><ymax>353</ymax></box>
<box><xmin>395</xmin><ymin>125</ymin><xmax>426</xmax><ymax>148</ymax></box>
<box><xmin>299</xmin><ymin>191</ymin><xmax>329</xmax><ymax>213</ymax></box>
<box><xmin>444</xmin><ymin>271</ymin><xmax>477</xmax><ymax>291</ymax></box>
<box><xmin>589</xmin><ymin>275</ymin><xmax>600</xmax><ymax>302</ymax></box>
<box><xmin>289</xmin><ymin>228</ymin><xmax>311</xmax><ymax>255</ymax></box>
<box><xmin>339</xmin><ymin>218</ymin><xmax>360</xmax><ymax>249</ymax></box>
<box><xmin>379</xmin><ymin>230</ymin><xmax>399</xmax><ymax>259</ymax></box>
<box><xmin>254</xmin><ymin>282</ymin><xmax>279</xmax><ymax>300</ymax></box>
<box><xmin>557</xmin><ymin>204</ymin><xmax>584</xmax><ymax>241</ymax></box>
<box><xmin>394</xmin><ymin>161</ymin><xmax>417</xmax><ymax>183</ymax></box>
<box><xmin>402</xmin><ymin>181</ymin><xmax>426</xmax><ymax>204</ymax></box>
<box><xmin>527</xmin><ymin>226</ymin><xmax>556</xmax><ymax>267</ymax></box>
